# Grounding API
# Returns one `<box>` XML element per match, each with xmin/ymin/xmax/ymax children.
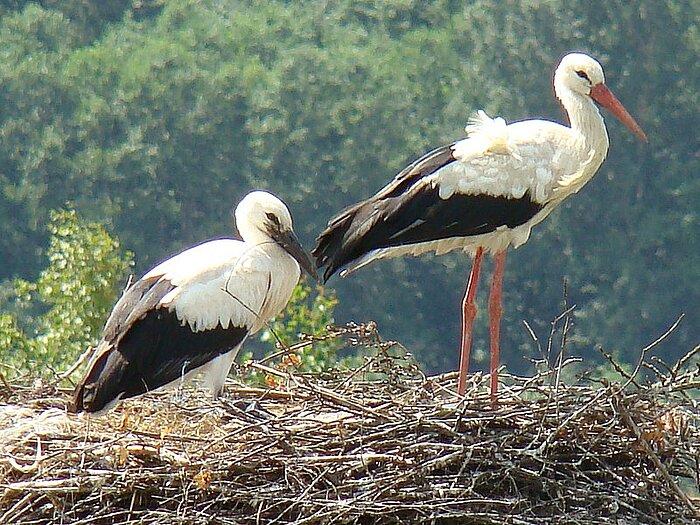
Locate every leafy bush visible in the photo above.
<box><xmin>0</xmin><ymin>209</ymin><xmax>133</xmax><ymax>380</ymax></box>
<box><xmin>255</xmin><ymin>281</ymin><xmax>358</xmax><ymax>374</ymax></box>
<box><xmin>0</xmin><ymin>209</ymin><xmax>350</xmax><ymax>383</ymax></box>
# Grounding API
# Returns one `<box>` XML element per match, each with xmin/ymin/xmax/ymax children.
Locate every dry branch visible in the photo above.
<box><xmin>1</xmin><ymin>323</ymin><xmax>699</xmax><ymax>524</ymax></box>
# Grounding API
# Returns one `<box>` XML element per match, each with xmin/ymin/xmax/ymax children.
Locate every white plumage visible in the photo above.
<box><xmin>71</xmin><ymin>191</ymin><xmax>318</xmax><ymax>413</ymax></box>
<box><xmin>314</xmin><ymin>52</ymin><xmax>647</xmax><ymax>401</ymax></box>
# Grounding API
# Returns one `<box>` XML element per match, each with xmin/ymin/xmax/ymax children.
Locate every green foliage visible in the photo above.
<box><xmin>0</xmin><ymin>0</ymin><xmax>697</xmax><ymax>378</ymax></box>
<box><xmin>242</xmin><ymin>280</ymin><xmax>358</xmax><ymax>379</ymax></box>
<box><xmin>0</xmin><ymin>209</ymin><xmax>133</xmax><ymax>379</ymax></box>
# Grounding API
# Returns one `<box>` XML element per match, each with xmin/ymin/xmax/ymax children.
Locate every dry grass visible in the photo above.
<box><xmin>1</xmin><ymin>323</ymin><xmax>699</xmax><ymax>524</ymax></box>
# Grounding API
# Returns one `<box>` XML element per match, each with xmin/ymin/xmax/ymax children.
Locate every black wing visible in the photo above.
<box><xmin>313</xmin><ymin>143</ymin><xmax>544</xmax><ymax>282</ymax></box>
<box><xmin>71</xmin><ymin>275</ymin><xmax>247</xmax><ymax>413</ymax></box>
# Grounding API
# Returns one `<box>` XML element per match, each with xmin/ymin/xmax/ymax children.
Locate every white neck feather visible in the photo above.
<box><xmin>557</xmin><ymin>86</ymin><xmax>610</xmax><ymax>179</ymax></box>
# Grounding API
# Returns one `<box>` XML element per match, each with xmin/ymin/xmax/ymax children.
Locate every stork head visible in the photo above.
<box><xmin>554</xmin><ymin>52</ymin><xmax>648</xmax><ymax>142</ymax></box>
<box><xmin>236</xmin><ymin>191</ymin><xmax>319</xmax><ymax>282</ymax></box>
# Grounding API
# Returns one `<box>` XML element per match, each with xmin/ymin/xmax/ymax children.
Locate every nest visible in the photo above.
<box><xmin>1</xmin><ymin>323</ymin><xmax>699</xmax><ymax>524</ymax></box>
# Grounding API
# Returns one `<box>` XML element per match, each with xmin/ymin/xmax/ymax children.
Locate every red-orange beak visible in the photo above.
<box><xmin>590</xmin><ymin>83</ymin><xmax>648</xmax><ymax>142</ymax></box>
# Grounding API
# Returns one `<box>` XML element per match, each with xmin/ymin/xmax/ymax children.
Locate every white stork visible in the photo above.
<box><xmin>71</xmin><ymin>190</ymin><xmax>318</xmax><ymax>413</ymax></box>
<box><xmin>313</xmin><ymin>52</ymin><xmax>647</xmax><ymax>400</ymax></box>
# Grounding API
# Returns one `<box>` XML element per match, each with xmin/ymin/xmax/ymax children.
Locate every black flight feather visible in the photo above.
<box><xmin>71</xmin><ymin>275</ymin><xmax>248</xmax><ymax>413</ymax></box>
<box><xmin>313</xmin><ymin>143</ymin><xmax>544</xmax><ymax>282</ymax></box>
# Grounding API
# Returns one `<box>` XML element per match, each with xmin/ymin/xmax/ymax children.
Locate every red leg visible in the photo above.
<box><xmin>488</xmin><ymin>250</ymin><xmax>507</xmax><ymax>403</ymax></box>
<box><xmin>458</xmin><ymin>247</ymin><xmax>484</xmax><ymax>395</ymax></box>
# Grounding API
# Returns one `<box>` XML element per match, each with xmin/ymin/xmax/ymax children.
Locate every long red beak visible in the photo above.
<box><xmin>590</xmin><ymin>83</ymin><xmax>648</xmax><ymax>142</ymax></box>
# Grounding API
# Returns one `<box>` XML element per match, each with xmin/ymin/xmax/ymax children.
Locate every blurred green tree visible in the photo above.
<box><xmin>0</xmin><ymin>0</ymin><xmax>696</xmax><ymax>378</ymax></box>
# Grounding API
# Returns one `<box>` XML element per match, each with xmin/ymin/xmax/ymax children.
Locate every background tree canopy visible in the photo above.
<box><xmin>0</xmin><ymin>0</ymin><xmax>697</xmax><ymax>376</ymax></box>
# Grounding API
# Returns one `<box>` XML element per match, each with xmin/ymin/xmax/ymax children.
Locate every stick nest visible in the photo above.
<box><xmin>1</xmin><ymin>323</ymin><xmax>699</xmax><ymax>524</ymax></box>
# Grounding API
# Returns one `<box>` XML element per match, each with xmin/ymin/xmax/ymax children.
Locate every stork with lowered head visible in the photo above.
<box><xmin>71</xmin><ymin>191</ymin><xmax>318</xmax><ymax>414</ymax></box>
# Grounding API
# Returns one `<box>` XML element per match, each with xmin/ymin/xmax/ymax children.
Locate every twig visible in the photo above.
<box><xmin>614</xmin><ymin>393</ymin><xmax>699</xmax><ymax>517</ymax></box>
<box><xmin>621</xmin><ymin>314</ymin><xmax>685</xmax><ymax>391</ymax></box>
<box><xmin>672</xmin><ymin>341</ymin><xmax>700</xmax><ymax>378</ymax></box>
<box><xmin>1</xmin><ymin>325</ymin><xmax>699</xmax><ymax>525</ymax></box>
<box><xmin>55</xmin><ymin>346</ymin><xmax>96</xmax><ymax>386</ymax></box>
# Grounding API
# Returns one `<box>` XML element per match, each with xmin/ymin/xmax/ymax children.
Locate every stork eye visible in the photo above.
<box><xmin>265</xmin><ymin>212</ymin><xmax>280</xmax><ymax>225</ymax></box>
<box><xmin>575</xmin><ymin>70</ymin><xmax>590</xmax><ymax>81</ymax></box>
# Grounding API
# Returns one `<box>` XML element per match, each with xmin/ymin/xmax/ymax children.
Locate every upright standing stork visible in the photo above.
<box><xmin>71</xmin><ymin>191</ymin><xmax>318</xmax><ymax>413</ymax></box>
<box><xmin>313</xmin><ymin>53</ymin><xmax>647</xmax><ymax>400</ymax></box>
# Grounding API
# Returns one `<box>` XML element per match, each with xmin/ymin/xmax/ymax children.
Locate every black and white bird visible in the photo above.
<box><xmin>313</xmin><ymin>52</ymin><xmax>647</xmax><ymax>400</ymax></box>
<box><xmin>71</xmin><ymin>190</ymin><xmax>318</xmax><ymax>413</ymax></box>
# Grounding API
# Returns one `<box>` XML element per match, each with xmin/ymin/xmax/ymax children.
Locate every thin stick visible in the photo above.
<box><xmin>615</xmin><ymin>393</ymin><xmax>699</xmax><ymax>517</ymax></box>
